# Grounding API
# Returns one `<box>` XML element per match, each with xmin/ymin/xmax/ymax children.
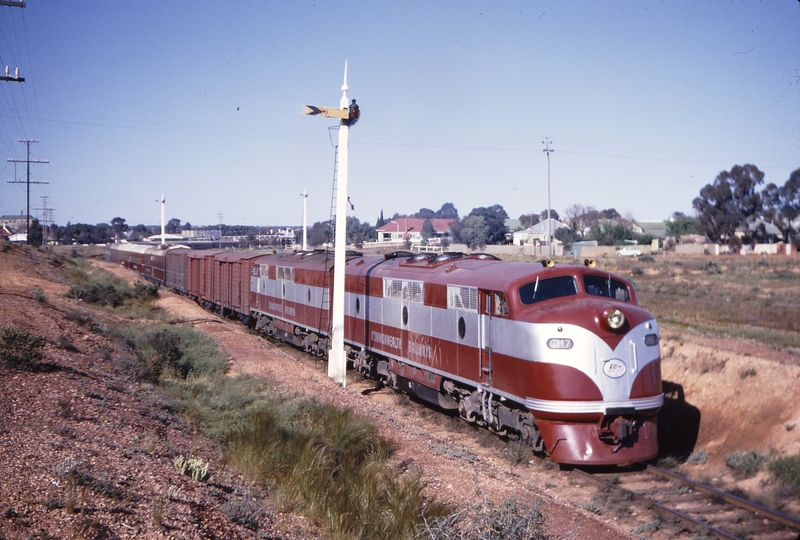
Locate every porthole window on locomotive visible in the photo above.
<box><xmin>519</xmin><ymin>275</ymin><xmax>578</xmax><ymax>305</ymax></box>
<box><xmin>458</xmin><ymin>316</ymin><xmax>466</xmax><ymax>339</ymax></box>
<box><xmin>583</xmin><ymin>275</ymin><xmax>630</xmax><ymax>302</ymax></box>
<box><xmin>402</xmin><ymin>306</ymin><xmax>409</xmax><ymax>326</ymax></box>
<box><xmin>355</xmin><ymin>297</ymin><xmax>361</xmax><ymax>314</ymax></box>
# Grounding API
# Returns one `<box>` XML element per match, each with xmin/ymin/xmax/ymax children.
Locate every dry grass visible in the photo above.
<box><xmin>626</xmin><ymin>257</ymin><xmax>800</xmax><ymax>351</ymax></box>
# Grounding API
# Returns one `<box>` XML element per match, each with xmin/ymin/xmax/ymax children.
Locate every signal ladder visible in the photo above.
<box><xmin>317</xmin><ymin>127</ymin><xmax>340</xmax><ymax>337</ymax></box>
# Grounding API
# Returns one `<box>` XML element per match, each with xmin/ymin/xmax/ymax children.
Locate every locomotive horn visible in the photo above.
<box><xmin>540</xmin><ymin>259</ymin><xmax>555</xmax><ymax>268</ymax></box>
<box><xmin>584</xmin><ymin>259</ymin><xmax>597</xmax><ymax>267</ymax></box>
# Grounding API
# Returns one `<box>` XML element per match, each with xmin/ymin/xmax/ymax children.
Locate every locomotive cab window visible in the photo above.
<box><xmin>494</xmin><ymin>292</ymin><xmax>507</xmax><ymax>316</ymax></box>
<box><xmin>519</xmin><ymin>275</ymin><xmax>578</xmax><ymax>305</ymax></box>
<box><xmin>481</xmin><ymin>290</ymin><xmax>508</xmax><ymax>317</ymax></box>
<box><xmin>583</xmin><ymin>274</ymin><xmax>630</xmax><ymax>302</ymax></box>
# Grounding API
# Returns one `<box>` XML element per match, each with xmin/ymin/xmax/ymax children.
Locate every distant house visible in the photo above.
<box><xmin>737</xmin><ymin>219</ymin><xmax>782</xmax><ymax>241</ymax></box>
<box><xmin>637</xmin><ymin>220</ymin><xmax>668</xmax><ymax>238</ymax></box>
<box><xmin>376</xmin><ymin>218</ymin><xmax>452</xmax><ymax>244</ymax></box>
<box><xmin>512</xmin><ymin>218</ymin><xmax>568</xmax><ymax>245</ymax></box>
<box><xmin>0</xmin><ymin>214</ymin><xmax>31</xmax><ymax>233</ymax></box>
<box><xmin>143</xmin><ymin>233</ymin><xmax>185</xmax><ymax>243</ymax></box>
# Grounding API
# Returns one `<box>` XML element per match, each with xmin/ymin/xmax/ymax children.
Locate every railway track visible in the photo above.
<box><xmin>572</xmin><ymin>463</ymin><xmax>800</xmax><ymax>539</ymax></box>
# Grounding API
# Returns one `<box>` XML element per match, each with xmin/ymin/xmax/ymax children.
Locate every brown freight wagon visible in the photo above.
<box><xmin>165</xmin><ymin>247</ymin><xmax>191</xmax><ymax>292</ymax></box>
<box><xmin>212</xmin><ymin>252</ymin><xmax>263</xmax><ymax>318</ymax></box>
<box><xmin>185</xmin><ymin>251</ymin><xmax>224</xmax><ymax>302</ymax></box>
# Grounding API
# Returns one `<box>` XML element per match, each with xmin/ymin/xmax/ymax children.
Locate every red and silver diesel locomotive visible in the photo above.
<box><xmin>106</xmin><ymin>244</ymin><xmax>662</xmax><ymax>465</ymax></box>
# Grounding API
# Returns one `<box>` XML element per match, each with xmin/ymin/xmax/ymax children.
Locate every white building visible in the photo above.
<box><xmin>512</xmin><ymin>218</ymin><xmax>569</xmax><ymax>246</ymax></box>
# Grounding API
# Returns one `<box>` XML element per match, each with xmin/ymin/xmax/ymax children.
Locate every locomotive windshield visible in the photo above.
<box><xmin>583</xmin><ymin>274</ymin><xmax>631</xmax><ymax>302</ymax></box>
<box><xmin>519</xmin><ymin>275</ymin><xmax>578</xmax><ymax>305</ymax></box>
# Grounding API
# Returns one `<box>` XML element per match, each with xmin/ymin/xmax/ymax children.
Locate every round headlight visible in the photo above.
<box><xmin>606</xmin><ymin>308</ymin><xmax>625</xmax><ymax>330</ymax></box>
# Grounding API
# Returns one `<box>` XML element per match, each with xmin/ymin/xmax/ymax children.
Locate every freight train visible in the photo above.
<box><xmin>106</xmin><ymin>243</ymin><xmax>663</xmax><ymax>466</ymax></box>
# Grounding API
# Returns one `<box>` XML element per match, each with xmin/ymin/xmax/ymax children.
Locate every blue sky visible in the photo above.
<box><xmin>0</xmin><ymin>1</ymin><xmax>798</xmax><ymax>228</ymax></box>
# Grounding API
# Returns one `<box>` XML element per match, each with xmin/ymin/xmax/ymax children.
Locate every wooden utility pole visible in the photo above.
<box><xmin>7</xmin><ymin>139</ymin><xmax>48</xmax><ymax>241</ymax></box>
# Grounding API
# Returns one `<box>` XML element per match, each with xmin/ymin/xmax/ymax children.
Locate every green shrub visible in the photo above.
<box><xmin>0</xmin><ymin>326</ymin><xmax>46</xmax><ymax>370</ymax></box>
<box><xmin>66</xmin><ymin>268</ymin><xmax>159</xmax><ymax>308</ymax></box>
<box><xmin>418</xmin><ymin>498</ymin><xmax>546</xmax><ymax>539</ymax></box>
<box><xmin>219</xmin><ymin>499</ymin><xmax>262</xmax><ymax>530</ymax></box>
<box><xmin>174</xmin><ymin>454</ymin><xmax>210</xmax><ymax>482</ymax></box>
<box><xmin>768</xmin><ymin>454</ymin><xmax>800</xmax><ymax>493</ymax></box>
<box><xmin>687</xmin><ymin>449</ymin><xmax>708</xmax><ymax>465</ymax></box>
<box><xmin>725</xmin><ymin>450</ymin><xmax>767</xmax><ymax>478</ymax></box>
<box><xmin>222</xmin><ymin>397</ymin><xmax>450</xmax><ymax>539</ymax></box>
<box><xmin>113</xmin><ymin>323</ymin><xmax>228</xmax><ymax>382</ymax></box>
<box><xmin>503</xmin><ymin>440</ymin><xmax>532</xmax><ymax>467</ymax></box>
<box><xmin>740</xmin><ymin>367</ymin><xmax>757</xmax><ymax>379</ymax></box>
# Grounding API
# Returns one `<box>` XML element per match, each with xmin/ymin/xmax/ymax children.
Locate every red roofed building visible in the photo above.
<box><xmin>376</xmin><ymin>218</ymin><xmax>453</xmax><ymax>244</ymax></box>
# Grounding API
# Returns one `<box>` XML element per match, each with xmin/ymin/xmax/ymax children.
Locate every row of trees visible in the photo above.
<box><xmin>18</xmin><ymin>164</ymin><xmax>798</xmax><ymax>250</ymax></box>
<box><xmin>692</xmin><ymin>164</ymin><xmax>800</xmax><ymax>247</ymax></box>
<box><xmin>303</xmin><ymin>202</ymin><xmax>658</xmax><ymax>251</ymax></box>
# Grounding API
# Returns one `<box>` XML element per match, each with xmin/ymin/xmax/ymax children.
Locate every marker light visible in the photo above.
<box><xmin>644</xmin><ymin>334</ymin><xmax>659</xmax><ymax>346</ymax></box>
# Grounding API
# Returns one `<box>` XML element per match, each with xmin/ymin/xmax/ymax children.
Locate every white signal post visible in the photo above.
<box><xmin>301</xmin><ymin>188</ymin><xmax>308</xmax><ymax>251</ymax></box>
<box><xmin>303</xmin><ymin>62</ymin><xmax>360</xmax><ymax>387</ymax></box>
<box><xmin>542</xmin><ymin>138</ymin><xmax>554</xmax><ymax>259</ymax></box>
<box><xmin>156</xmin><ymin>195</ymin><xmax>166</xmax><ymax>247</ymax></box>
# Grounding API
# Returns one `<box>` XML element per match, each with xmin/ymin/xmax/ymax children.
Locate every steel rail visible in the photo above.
<box><xmin>571</xmin><ymin>468</ymin><xmax>739</xmax><ymax>540</ymax></box>
<box><xmin>642</xmin><ymin>463</ymin><xmax>800</xmax><ymax>531</ymax></box>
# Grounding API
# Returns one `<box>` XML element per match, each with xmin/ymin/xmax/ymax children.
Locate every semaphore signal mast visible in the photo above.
<box><xmin>302</xmin><ymin>62</ymin><xmax>360</xmax><ymax>387</ymax></box>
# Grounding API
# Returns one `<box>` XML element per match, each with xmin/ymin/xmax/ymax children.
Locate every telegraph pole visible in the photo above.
<box><xmin>542</xmin><ymin>137</ymin><xmax>554</xmax><ymax>259</ymax></box>
<box><xmin>8</xmin><ymin>139</ymin><xmax>48</xmax><ymax>242</ymax></box>
<box><xmin>33</xmin><ymin>195</ymin><xmax>54</xmax><ymax>247</ymax></box>
<box><xmin>303</xmin><ymin>62</ymin><xmax>360</xmax><ymax>387</ymax></box>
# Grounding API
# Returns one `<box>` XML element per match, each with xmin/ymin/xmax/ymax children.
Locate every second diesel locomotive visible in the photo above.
<box><xmin>106</xmin><ymin>244</ymin><xmax>663</xmax><ymax>465</ymax></box>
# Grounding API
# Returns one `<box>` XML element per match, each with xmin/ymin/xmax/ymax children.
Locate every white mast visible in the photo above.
<box><xmin>302</xmin><ymin>61</ymin><xmax>359</xmax><ymax>387</ymax></box>
<box><xmin>156</xmin><ymin>194</ymin><xmax>166</xmax><ymax>247</ymax></box>
<box><xmin>329</xmin><ymin>62</ymin><xmax>350</xmax><ymax>386</ymax></box>
<box><xmin>542</xmin><ymin>138</ymin><xmax>554</xmax><ymax>259</ymax></box>
<box><xmin>301</xmin><ymin>188</ymin><xmax>308</xmax><ymax>251</ymax></box>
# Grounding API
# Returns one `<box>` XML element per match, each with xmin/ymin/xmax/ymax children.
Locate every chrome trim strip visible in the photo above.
<box><xmin>525</xmin><ymin>394</ymin><xmax>664</xmax><ymax>414</ymax></box>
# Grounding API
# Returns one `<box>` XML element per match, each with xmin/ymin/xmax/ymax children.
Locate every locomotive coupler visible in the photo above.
<box><xmin>611</xmin><ymin>416</ymin><xmax>632</xmax><ymax>441</ymax></box>
<box><xmin>598</xmin><ymin>414</ymin><xmax>635</xmax><ymax>450</ymax></box>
